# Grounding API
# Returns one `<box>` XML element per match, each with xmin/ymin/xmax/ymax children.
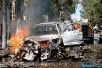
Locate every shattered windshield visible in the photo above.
<box><xmin>30</xmin><ymin>24</ymin><xmax>58</xmax><ymax>36</ymax></box>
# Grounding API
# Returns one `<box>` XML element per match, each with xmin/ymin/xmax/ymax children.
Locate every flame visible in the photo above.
<box><xmin>39</xmin><ymin>40</ymin><xmax>50</xmax><ymax>48</ymax></box>
<box><xmin>9</xmin><ymin>25</ymin><xmax>29</xmax><ymax>54</ymax></box>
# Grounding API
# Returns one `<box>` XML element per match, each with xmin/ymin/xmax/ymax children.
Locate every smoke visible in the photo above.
<box><xmin>10</xmin><ymin>0</ymin><xmax>53</xmax><ymax>36</ymax></box>
<box><xmin>11</xmin><ymin>0</ymin><xmax>42</xmax><ymax>32</ymax></box>
<box><xmin>25</xmin><ymin>0</ymin><xmax>42</xmax><ymax>26</ymax></box>
<box><xmin>24</xmin><ymin>0</ymin><xmax>53</xmax><ymax>25</ymax></box>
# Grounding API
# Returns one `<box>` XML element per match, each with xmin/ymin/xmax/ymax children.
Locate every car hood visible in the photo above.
<box><xmin>25</xmin><ymin>34</ymin><xmax>59</xmax><ymax>41</ymax></box>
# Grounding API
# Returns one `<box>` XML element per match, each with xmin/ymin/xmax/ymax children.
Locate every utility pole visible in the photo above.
<box><xmin>2</xmin><ymin>0</ymin><xmax>6</xmax><ymax>49</ymax></box>
<box><xmin>11</xmin><ymin>0</ymin><xmax>16</xmax><ymax>33</ymax></box>
<box><xmin>12</xmin><ymin>0</ymin><xmax>16</xmax><ymax>23</ymax></box>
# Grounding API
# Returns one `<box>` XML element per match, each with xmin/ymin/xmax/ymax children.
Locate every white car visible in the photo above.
<box><xmin>24</xmin><ymin>22</ymin><xmax>61</xmax><ymax>61</ymax></box>
<box><xmin>23</xmin><ymin>22</ymin><xmax>83</xmax><ymax>61</ymax></box>
<box><xmin>26</xmin><ymin>22</ymin><xmax>83</xmax><ymax>46</ymax></box>
<box><xmin>26</xmin><ymin>22</ymin><xmax>62</xmax><ymax>46</ymax></box>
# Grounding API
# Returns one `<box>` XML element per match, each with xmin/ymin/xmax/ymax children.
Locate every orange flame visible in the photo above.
<box><xmin>39</xmin><ymin>40</ymin><xmax>50</xmax><ymax>48</ymax></box>
<box><xmin>9</xmin><ymin>25</ymin><xmax>29</xmax><ymax>54</ymax></box>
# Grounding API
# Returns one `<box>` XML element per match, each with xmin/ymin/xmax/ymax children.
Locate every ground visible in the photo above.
<box><xmin>0</xmin><ymin>44</ymin><xmax>102</xmax><ymax>68</ymax></box>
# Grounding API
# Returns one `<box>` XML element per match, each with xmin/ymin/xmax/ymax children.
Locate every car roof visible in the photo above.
<box><xmin>36</xmin><ymin>22</ymin><xmax>56</xmax><ymax>25</ymax></box>
<box><xmin>32</xmin><ymin>22</ymin><xmax>57</xmax><ymax>27</ymax></box>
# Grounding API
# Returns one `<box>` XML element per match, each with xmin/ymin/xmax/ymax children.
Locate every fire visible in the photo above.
<box><xmin>9</xmin><ymin>26</ymin><xmax>29</xmax><ymax>54</ymax></box>
<box><xmin>39</xmin><ymin>40</ymin><xmax>50</xmax><ymax>48</ymax></box>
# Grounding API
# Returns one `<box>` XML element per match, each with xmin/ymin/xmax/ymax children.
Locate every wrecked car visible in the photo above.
<box><xmin>23</xmin><ymin>22</ymin><xmax>84</xmax><ymax>61</ymax></box>
<box><xmin>8</xmin><ymin>21</ymin><xmax>84</xmax><ymax>62</ymax></box>
<box><xmin>24</xmin><ymin>22</ymin><xmax>62</xmax><ymax>61</ymax></box>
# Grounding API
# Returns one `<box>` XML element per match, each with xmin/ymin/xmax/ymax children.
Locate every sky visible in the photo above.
<box><xmin>71</xmin><ymin>3</ymin><xmax>82</xmax><ymax>19</ymax></box>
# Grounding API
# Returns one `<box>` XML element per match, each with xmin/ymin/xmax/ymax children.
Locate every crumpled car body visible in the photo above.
<box><xmin>25</xmin><ymin>22</ymin><xmax>83</xmax><ymax>47</ymax></box>
<box><xmin>20</xmin><ymin>39</ymin><xmax>41</xmax><ymax>61</ymax></box>
<box><xmin>28</xmin><ymin>22</ymin><xmax>62</xmax><ymax>46</ymax></box>
<box><xmin>23</xmin><ymin>22</ymin><xmax>84</xmax><ymax>61</ymax></box>
<box><xmin>24</xmin><ymin>22</ymin><xmax>61</xmax><ymax>61</ymax></box>
<box><xmin>25</xmin><ymin>35</ymin><xmax>59</xmax><ymax>47</ymax></box>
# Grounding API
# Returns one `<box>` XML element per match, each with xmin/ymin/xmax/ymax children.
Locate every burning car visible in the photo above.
<box><xmin>24</xmin><ymin>22</ymin><xmax>62</xmax><ymax>61</ymax></box>
<box><xmin>23</xmin><ymin>22</ymin><xmax>83</xmax><ymax>61</ymax></box>
<box><xmin>29</xmin><ymin>22</ymin><xmax>62</xmax><ymax>45</ymax></box>
<box><xmin>8</xmin><ymin>22</ymin><xmax>83</xmax><ymax>62</ymax></box>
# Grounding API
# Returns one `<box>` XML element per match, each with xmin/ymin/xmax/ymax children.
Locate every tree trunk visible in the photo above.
<box><xmin>2</xmin><ymin>0</ymin><xmax>6</xmax><ymax>49</ymax></box>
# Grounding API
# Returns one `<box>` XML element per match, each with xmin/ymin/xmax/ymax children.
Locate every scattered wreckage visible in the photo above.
<box><xmin>21</xmin><ymin>22</ymin><xmax>63</xmax><ymax>61</ymax></box>
<box><xmin>1</xmin><ymin>22</ymin><xmax>85</xmax><ymax>64</ymax></box>
<box><xmin>16</xmin><ymin>22</ymin><xmax>84</xmax><ymax>62</ymax></box>
<box><xmin>0</xmin><ymin>21</ymin><xmax>95</xmax><ymax>67</ymax></box>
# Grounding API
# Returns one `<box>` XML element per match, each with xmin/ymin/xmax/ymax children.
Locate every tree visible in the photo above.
<box><xmin>81</xmin><ymin>0</ymin><xmax>102</xmax><ymax>24</ymax></box>
<box><xmin>51</xmin><ymin>0</ymin><xmax>76</xmax><ymax>21</ymax></box>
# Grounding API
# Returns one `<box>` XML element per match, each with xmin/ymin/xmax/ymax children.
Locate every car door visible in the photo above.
<box><xmin>61</xmin><ymin>24</ymin><xmax>82</xmax><ymax>45</ymax></box>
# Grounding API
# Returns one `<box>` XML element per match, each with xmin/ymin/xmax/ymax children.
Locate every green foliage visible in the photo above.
<box><xmin>51</xmin><ymin>0</ymin><xmax>76</xmax><ymax>20</ymax></box>
<box><xmin>81</xmin><ymin>0</ymin><xmax>102</xmax><ymax>24</ymax></box>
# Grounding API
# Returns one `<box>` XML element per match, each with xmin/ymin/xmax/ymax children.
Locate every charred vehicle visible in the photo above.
<box><xmin>22</xmin><ymin>22</ymin><xmax>84</xmax><ymax>61</ymax></box>
<box><xmin>24</xmin><ymin>22</ymin><xmax>62</xmax><ymax>61</ymax></box>
<box><xmin>8</xmin><ymin>22</ymin><xmax>84</xmax><ymax>62</ymax></box>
